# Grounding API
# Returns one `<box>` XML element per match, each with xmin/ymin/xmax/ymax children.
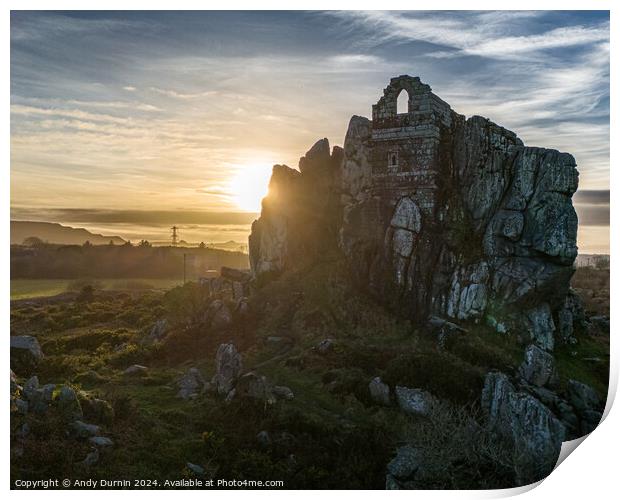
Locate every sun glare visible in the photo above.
<box><xmin>229</xmin><ymin>163</ymin><xmax>273</xmax><ymax>212</ymax></box>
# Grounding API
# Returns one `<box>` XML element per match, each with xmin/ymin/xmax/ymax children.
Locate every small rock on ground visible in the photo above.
<box><xmin>123</xmin><ymin>365</ymin><xmax>148</xmax><ymax>376</ymax></box>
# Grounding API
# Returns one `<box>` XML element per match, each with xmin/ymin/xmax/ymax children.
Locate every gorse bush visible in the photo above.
<box><xmin>164</xmin><ymin>282</ymin><xmax>212</xmax><ymax>328</ymax></box>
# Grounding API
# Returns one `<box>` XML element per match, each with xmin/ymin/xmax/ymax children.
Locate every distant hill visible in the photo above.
<box><xmin>207</xmin><ymin>240</ymin><xmax>248</xmax><ymax>252</ymax></box>
<box><xmin>147</xmin><ymin>240</ymin><xmax>248</xmax><ymax>252</ymax></box>
<box><xmin>11</xmin><ymin>221</ymin><xmax>125</xmax><ymax>246</ymax></box>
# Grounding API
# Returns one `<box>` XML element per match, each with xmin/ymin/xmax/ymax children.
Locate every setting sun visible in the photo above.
<box><xmin>229</xmin><ymin>163</ymin><xmax>274</xmax><ymax>212</ymax></box>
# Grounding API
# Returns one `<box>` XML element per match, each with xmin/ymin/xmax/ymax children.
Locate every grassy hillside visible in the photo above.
<box><xmin>10</xmin><ymin>256</ymin><xmax>610</xmax><ymax>489</ymax></box>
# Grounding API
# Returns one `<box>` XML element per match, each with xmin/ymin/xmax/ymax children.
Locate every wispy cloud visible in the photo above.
<box><xmin>12</xmin><ymin>95</ymin><xmax>161</xmax><ymax>112</ymax></box>
<box><xmin>327</xmin><ymin>54</ymin><xmax>383</xmax><ymax>65</ymax></box>
<box><xmin>10</xmin><ymin>11</ymin><xmax>609</xmax><ymax>251</ymax></box>
<box><xmin>11</xmin><ymin>13</ymin><xmax>158</xmax><ymax>42</ymax></box>
<box><xmin>328</xmin><ymin>11</ymin><xmax>609</xmax><ymax>61</ymax></box>
<box><xmin>148</xmin><ymin>87</ymin><xmax>218</xmax><ymax>99</ymax></box>
<box><xmin>462</xmin><ymin>24</ymin><xmax>609</xmax><ymax>58</ymax></box>
<box><xmin>11</xmin><ymin>104</ymin><xmax>136</xmax><ymax>124</ymax></box>
<box><xmin>328</xmin><ymin>11</ymin><xmax>609</xmax><ymax>189</ymax></box>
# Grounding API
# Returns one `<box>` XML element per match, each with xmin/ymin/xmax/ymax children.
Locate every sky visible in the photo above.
<box><xmin>10</xmin><ymin>11</ymin><xmax>610</xmax><ymax>251</ymax></box>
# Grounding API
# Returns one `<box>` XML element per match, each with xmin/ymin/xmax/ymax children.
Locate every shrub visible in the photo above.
<box><xmin>383</xmin><ymin>352</ymin><xmax>484</xmax><ymax>405</ymax></box>
<box><xmin>448</xmin><ymin>331</ymin><xmax>520</xmax><ymax>372</ymax></box>
<box><xmin>398</xmin><ymin>401</ymin><xmax>516</xmax><ymax>489</ymax></box>
<box><xmin>164</xmin><ymin>283</ymin><xmax>212</xmax><ymax>328</ymax></box>
<box><xmin>67</xmin><ymin>279</ymin><xmax>102</xmax><ymax>292</ymax></box>
<box><xmin>107</xmin><ymin>393</ymin><xmax>137</xmax><ymax>421</ymax></box>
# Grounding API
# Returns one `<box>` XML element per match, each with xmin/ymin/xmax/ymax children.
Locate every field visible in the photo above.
<box><xmin>571</xmin><ymin>267</ymin><xmax>610</xmax><ymax>316</ymax></box>
<box><xmin>11</xmin><ymin>279</ymin><xmax>183</xmax><ymax>300</ymax></box>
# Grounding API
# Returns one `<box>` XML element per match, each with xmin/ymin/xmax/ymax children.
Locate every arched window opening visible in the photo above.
<box><xmin>396</xmin><ymin>89</ymin><xmax>409</xmax><ymax>114</ymax></box>
<box><xmin>388</xmin><ymin>151</ymin><xmax>398</xmax><ymax>169</ymax></box>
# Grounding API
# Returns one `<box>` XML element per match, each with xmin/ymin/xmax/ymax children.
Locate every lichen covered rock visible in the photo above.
<box><xmin>481</xmin><ymin>372</ymin><xmax>565</xmax><ymax>485</ymax></box>
<box><xmin>57</xmin><ymin>385</ymin><xmax>83</xmax><ymax>420</ymax></box>
<box><xmin>11</xmin><ymin>336</ymin><xmax>43</xmax><ymax>374</ymax></box>
<box><xmin>249</xmin><ymin>140</ymin><xmax>343</xmax><ymax>277</ymax></box>
<box><xmin>395</xmin><ymin>386</ymin><xmax>436</xmax><ymax>416</ymax></box>
<box><xmin>212</xmin><ymin>343</ymin><xmax>242</xmax><ymax>396</ymax></box>
<box><xmin>518</xmin><ymin>345</ymin><xmax>556</xmax><ymax>387</ymax></box>
<box><xmin>248</xmin><ymin>75</ymin><xmax>579</xmax><ymax>352</ymax></box>
<box><xmin>177</xmin><ymin>368</ymin><xmax>208</xmax><ymax>400</ymax></box>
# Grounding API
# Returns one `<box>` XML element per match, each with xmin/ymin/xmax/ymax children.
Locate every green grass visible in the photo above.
<box><xmin>10</xmin><ymin>256</ymin><xmax>610</xmax><ymax>489</ymax></box>
<box><xmin>11</xmin><ymin>279</ymin><xmax>183</xmax><ymax>300</ymax></box>
<box><xmin>554</xmin><ymin>335</ymin><xmax>610</xmax><ymax>397</ymax></box>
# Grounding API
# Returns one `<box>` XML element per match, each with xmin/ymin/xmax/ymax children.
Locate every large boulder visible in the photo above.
<box><xmin>177</xmin><ymin>368</ymin><xmax>208</xmax><ymax>400</ymax></box>
<box><xmin>212</xmin><ymin>343</ymin><xmax>242</xmax><ymax>395</ymax></box>
<box><xmin>10</xmin><ymin>336</ymin><xmax>43</xmax><ymax>374</ymax></box>
<box><xmin>249</xmin><ymin>140</ymin><xmax>344</xmax><ymax>277</ymax></box>
<box><xmin>248</xmin><ymin>165</ymin><xmax>299</xmax><ymax>276</ymax></box>
<box><xmin>523</xmin><ymin>304</ymin><xmax>556</xmax><ymax>351</ymax></box>
<box><xmin>508</xmin><ymin>392</ymin><xmax>566</xmax><ymax>484</ymax></box>
<box><xmin>518</xmin><ymin>345</ymin><xmax>556</xmax><ymax>387</ymax></box>
<box><xmin>482</xmin><ymin>372</ymin><xmax>565</xmax><ymax>485</ymax></box>
<box><xmin>395</xmin><ymin>387</ymin><xmax>436</xmax><ymax>416</ymax></box>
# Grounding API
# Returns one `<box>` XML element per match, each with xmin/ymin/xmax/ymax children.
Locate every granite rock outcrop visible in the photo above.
<box><xmin>249</xmin><ymin>75</ymin><xmax>579</xmax><ymax>351</ymax></box>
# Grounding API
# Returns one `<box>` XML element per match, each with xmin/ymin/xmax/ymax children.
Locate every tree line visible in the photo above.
<box><xmin>11</xmin><ymin>241</ymin><xmax>249</xmax><ymax>279</ymax></box>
